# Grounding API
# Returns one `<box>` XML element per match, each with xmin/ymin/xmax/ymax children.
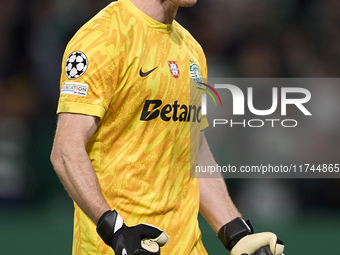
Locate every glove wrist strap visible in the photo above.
<box><xmin>218</xmin><ymin>217</ymin><xmax>253</xmax><ymax>251</ymax></box>
<box><xmin>96</xmin><ymin>210</ymin><xmax>124</xmax><ymax>244</ymax></box>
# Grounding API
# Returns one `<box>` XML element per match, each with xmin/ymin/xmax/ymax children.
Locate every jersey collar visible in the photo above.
<box><xmin>122</xmin><ymin>0</ymin><xmax>173</xmax><ymax>33</ymax></box>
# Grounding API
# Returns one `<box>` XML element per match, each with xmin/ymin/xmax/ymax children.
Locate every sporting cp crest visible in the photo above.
<box><xmin>168</xmin><ymin>61</ymin><xmax>180</xmax><ymax>79</ymax></box>
<box><xmin>189</xmin><ymin>62</ymin><xmax>202</xmax><ymax>86</ymax></box>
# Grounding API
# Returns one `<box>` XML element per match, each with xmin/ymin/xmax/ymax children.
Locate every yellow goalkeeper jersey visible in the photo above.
<box><xmin>57</xmin><ymin>0</ymin><xmax>209</xmax><ymax>254</ymax></box>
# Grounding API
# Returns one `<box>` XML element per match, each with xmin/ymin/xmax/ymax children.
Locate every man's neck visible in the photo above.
<box><xmin>130</xmin><ymin>0</ymin><xmax>178</xmax><ymax>24</ymax></box>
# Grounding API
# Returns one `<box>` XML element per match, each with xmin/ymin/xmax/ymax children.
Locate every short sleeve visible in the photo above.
<box><xmin>200</xmin><ymin>53</ymin><xmax>209</xmax><ymax>131</ymax></box>
<box><xmin>57</xmin><ymin>28</ymin><xmax>120</xmax><ymax>120</ymax></box>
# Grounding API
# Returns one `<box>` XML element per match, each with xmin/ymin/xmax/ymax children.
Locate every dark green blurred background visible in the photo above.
<box><xmin>1</xmin><ymin>194</ymin><xmax>340</xmax><ymax>254</ymax></box>
<box><xmin>1</xmin><ymin>0</ymin><xmax>340</xmax><ymax>254</ymax></box>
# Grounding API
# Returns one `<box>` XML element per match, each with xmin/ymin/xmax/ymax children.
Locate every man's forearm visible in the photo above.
<box><xmin>51</xmin><ymin>146</ymin><xmax>110</xmax><ymax>223</ymax></box>
<box><xmin>198</xmin><ymin>132</ymin><xmax>241</xmax><ymax>232</ymax></box>
<box><xmin>198</xmin><ymin>132</ymin><xmax>285</xmax><ymax>255</ymax></box>
<box><xmin>51</xmin><ymin>113</ymin><xmax>110</xmax><ymax>224</ymax></box>
<box><xmin>51</xmin><ymin>145</ymin><xmax>110</xmax><ymax>224</ymax></box>
<box><xmin>199</xmin><ymin>178</ymin><xmax>241</xmax><ymax>232</ymax></box>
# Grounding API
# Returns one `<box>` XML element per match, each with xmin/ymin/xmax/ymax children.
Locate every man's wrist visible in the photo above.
<box><xmin>217</xmin><ymin>217</ymin><xmax>253</xmax><ymax>250</ymax></box>
<box><xmin>96</xmin><ymin>210</ymin><xmax>124</xmax><ymax>244</ymax></box>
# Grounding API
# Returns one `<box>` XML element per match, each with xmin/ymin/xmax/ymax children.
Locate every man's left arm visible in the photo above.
<box><xmin>198</xmin><ymin>131</ymin><xmax>284</xmax><ymax>255</ymax></box>
<box><xmin>198</xmin><ymin>132</ymin><xmax>241</xmax><ymax>232</ymax></box>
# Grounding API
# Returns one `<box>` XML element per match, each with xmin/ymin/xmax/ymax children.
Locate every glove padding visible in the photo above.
<box><xmin>218</xmin><ymin>218</ymin><xmax>284</xmax><ymax>255</ymax></box>
<box><xmin>97</xmin><ymin>210</ymin><xmax>169</xmax><ymax>255</ymax></box>
<box><xmin>231</xmin><ymin>232</ymin><xmax>284</xmax><ymax>255</ymax></box>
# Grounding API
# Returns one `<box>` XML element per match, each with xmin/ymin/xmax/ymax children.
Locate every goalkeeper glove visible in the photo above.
<box><xmin>97</xmin><ymin>210</ymin><xmax>169</xmax><ymax>255</ymax></box>
<box><xmin>218</xmin><ymin>218</ymin><xmax>284</xmax><ymax>255</ymax></box>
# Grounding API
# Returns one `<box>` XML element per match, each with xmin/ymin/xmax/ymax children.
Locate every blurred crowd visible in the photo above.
<box><xmin>0</xmin><ymin>0</ymin><xmax>339</xmax><ymax>220</ymax></box>
<box><xmin>182</xmin><ymin>0</ymin><xmax>340</xmax><ymax>78</ymax></box>
<box><xmin>0</xmin><ymin>0</ymin><xmax>113</xmax><ymax>205</ymax></box>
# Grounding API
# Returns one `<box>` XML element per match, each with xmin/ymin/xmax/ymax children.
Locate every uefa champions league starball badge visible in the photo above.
<box><xmin>65</xmin><ymin>51</ymin><xmax>88</xmax><ymax>79</ymax></box>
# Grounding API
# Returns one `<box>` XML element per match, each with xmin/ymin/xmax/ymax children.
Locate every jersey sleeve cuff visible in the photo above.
<box><xmin>200</xmin><ymin>117</ymin><xmax>209</xmax><ymax>131</ymax></box>
<box><xmin>57</xmin><ymin>101</ymin><xmax>106</xmax><ymax>120</ymax></box>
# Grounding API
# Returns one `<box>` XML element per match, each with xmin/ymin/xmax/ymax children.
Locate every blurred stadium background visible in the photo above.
<box><xmin>0</xmin><ymin>0</ymin><xmax>340</xmax><ymax>254</ymax></box>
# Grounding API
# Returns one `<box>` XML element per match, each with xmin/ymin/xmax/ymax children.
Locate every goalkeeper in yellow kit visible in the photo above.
<box><xmin>50</xmin><ymin>0</ymin><xmax>285</xmax><ymax>255</ymax></box>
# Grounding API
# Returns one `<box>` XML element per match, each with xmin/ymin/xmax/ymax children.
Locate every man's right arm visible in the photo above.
<box><xmin>50</xmin><ymin>112</ymin><xmax>169</xmax><ymax>254</ymax></box>
<box><xmin>50</xmin><ymin>112</ymin><xmax>110</xmax><ymax>224</ymax></box>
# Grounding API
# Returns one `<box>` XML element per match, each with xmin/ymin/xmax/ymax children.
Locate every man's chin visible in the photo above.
<box><xmin>173</xmin><ymin>0</ymin><xmax>197</xmax><ymax>8</ymax></box>
<box><xmin>183</xmin><ymin>2</ymin><xmax>197</xmax><ymax>8</ymax></box>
